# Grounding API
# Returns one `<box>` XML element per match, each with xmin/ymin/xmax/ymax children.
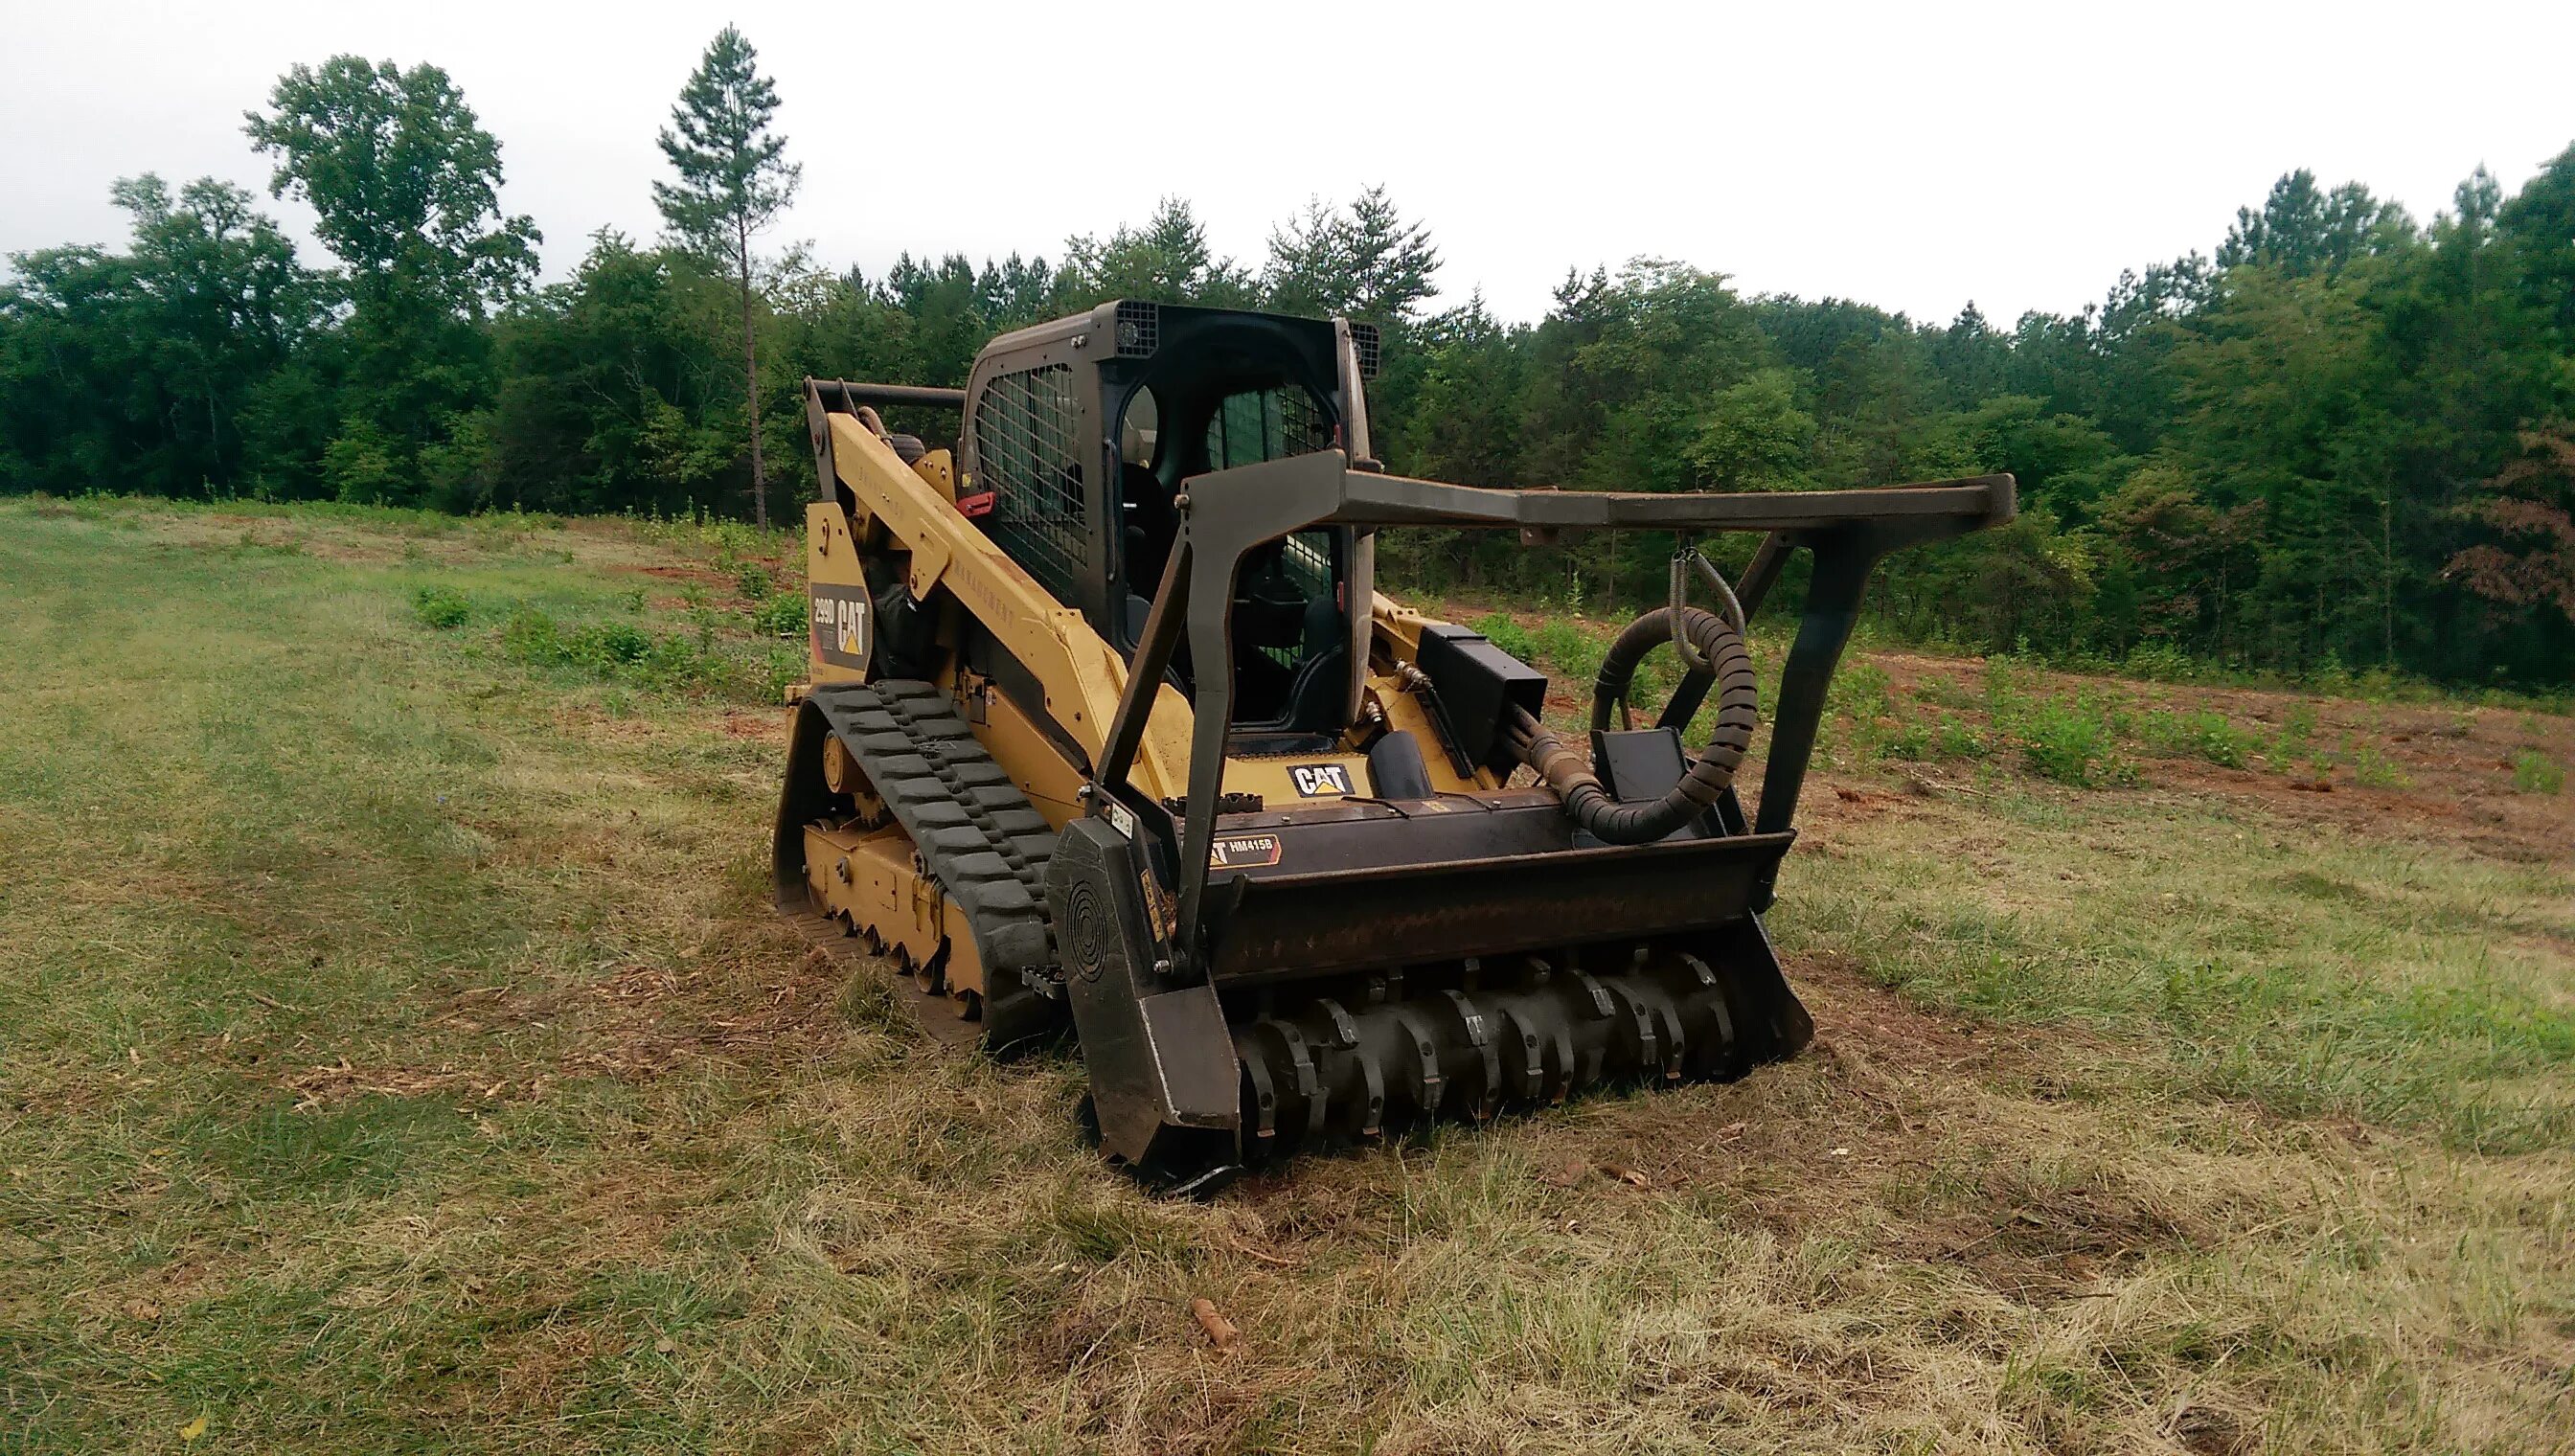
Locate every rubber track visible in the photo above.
<box><xmin>804</xmin><ymin>680</ymin><xmax>1061</xmax><ymax>1049</ymax></box>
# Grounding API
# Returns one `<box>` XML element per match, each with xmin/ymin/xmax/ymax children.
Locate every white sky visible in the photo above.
<box><xmin>5</xmin><ymin>0</ymin><xmax>2571</xmax><ymax>327</ymax></box>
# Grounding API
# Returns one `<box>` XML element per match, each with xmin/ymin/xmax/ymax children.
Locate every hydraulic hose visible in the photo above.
<box><xmin>1505</xmin><ymin>605</ymin><xmax>1760</xmax><ymax>845</ymax></box>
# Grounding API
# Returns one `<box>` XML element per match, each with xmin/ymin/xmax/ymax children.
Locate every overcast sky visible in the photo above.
<box><xmin>5</xmin><ymin>1</ymin><xmax>2570</xmax><ymax>327</ymax></box>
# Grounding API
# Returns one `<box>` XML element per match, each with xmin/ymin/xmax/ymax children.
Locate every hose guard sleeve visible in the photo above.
<box><xmin>1507</xmin><ymin>605</ymin><xmax>1759</xmax><ymax>846</ymax></box>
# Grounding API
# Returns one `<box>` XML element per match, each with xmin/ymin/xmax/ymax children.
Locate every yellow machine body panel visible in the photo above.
<box><xmin>791</xmin><ymin>411</ymin><xmax>1497</xmax><ymax>1022</ymax></box>
<box><xmin>802</xmin><ymin>502</ymin><xmax>872</xmax><ymax>687</ymax></box>
<box><xmin>800</xmin><ymin>819</ymin><xmax>987</xmax><ymax>1000</ymax></box>
<box><xmin>816</xmin><ymin>413</ymin><xmax>1197</xmax><ymax>803</ymax></box>
<box><xmin>808</xmin><ymin>412</ymin><xmax>1497</xmax><ymax>814</ymax></box>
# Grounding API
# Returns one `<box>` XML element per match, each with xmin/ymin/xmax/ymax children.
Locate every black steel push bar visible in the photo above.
<box><xmin>807</xmin><ymin>379</ymin><xmax>968</xmax><ymax>410</ymax></box>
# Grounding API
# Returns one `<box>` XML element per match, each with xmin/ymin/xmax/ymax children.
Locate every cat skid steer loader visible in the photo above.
<box><xmin>774</xmin><ymin>301</ymin><xmax>2013</xmax><ymax>1191</ymax></box>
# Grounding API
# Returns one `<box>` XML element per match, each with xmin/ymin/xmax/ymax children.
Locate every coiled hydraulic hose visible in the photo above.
<box><xmin>1504</xmin><ymin>604</ymin><xmax>1760</xmax><ymax>845</ymax></box>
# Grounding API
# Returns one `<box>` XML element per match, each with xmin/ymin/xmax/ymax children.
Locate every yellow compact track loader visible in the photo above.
<box><xmin>775</xmin><ymin>301</ymin><xmax>2013</xmax><ymax>1190</ymax></box>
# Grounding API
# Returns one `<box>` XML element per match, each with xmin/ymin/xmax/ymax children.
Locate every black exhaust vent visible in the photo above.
<box><xmin>1113</xmin><ymin>301</ymin><xmax>1160</xmax><ymax>357</ymax></box>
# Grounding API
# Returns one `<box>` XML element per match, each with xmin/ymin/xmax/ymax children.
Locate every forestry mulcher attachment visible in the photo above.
<box><xmin>776</xmin><ymin>301</ymin><xmax>2013</xmax><ymax>1191</ymax></box>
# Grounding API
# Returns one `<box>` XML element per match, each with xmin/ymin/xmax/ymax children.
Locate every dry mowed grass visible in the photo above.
<box><xmin>2</xmin><ymin>496</ymin><xmax>2569</xmax><ymax>1454</ymax></box>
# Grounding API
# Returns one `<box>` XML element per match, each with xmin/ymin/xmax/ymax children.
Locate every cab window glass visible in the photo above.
<box><xmin>1119</xmin><ymin>385</ymin><xmax>1159</xmax><ymax>467</ymax></box>
<box><xmin>1206</xmin><ymin>386</ymin><xmax>1330</xmax><ymax>468</ymax></box>
<box><xmin>1230</xmin><ymin>528</ymin><xmax>1344</xmax><ymax>723</ymax></box>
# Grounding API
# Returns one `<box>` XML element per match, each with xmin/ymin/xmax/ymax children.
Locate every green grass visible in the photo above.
<box><xmin>1786</xmin><ymin>794</ymin><xmax>2575</xmax><ymax>1151</ymax></box>
<box><xmin>4</xmin><ymin>497</ymin><xmax>2572</xmax><ymax>1454</ymax></box>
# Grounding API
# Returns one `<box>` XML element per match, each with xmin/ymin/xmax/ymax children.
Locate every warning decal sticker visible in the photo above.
<box><xmin>1208</xmin><ymin>832</ymin><xmax>1284</xmax><ymax>869</ymax></box>
<box><xmin>1286</xmin><ymin>762</ymin><xmax>1355</xmax><ymax>798</ymax></box>
<box><xmin>810</xmin><ymin>584</ymin><xmax>873</xmax><ymax>671</ymax></box>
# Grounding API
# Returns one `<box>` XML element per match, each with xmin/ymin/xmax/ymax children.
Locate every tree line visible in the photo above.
<box><xmin>3</xmin><ymin>33</ymin><xmax>2569</xmax><ymax>685</ymax></box>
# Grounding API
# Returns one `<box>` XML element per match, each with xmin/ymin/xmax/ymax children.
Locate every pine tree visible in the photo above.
<box><xmin>1262</xmin><ymin>187</ymin><xmax>1440</xmax><ymax>328</ymax></box>
<box><xmin>653</xmin><ymin>27</ymin><xmax>799</xmax><ymax>526</ymax></box>
<box><xmin>1063</xmin><ymin>197</ymin><xmax>1252</xmax><ymax>307</ymax></box>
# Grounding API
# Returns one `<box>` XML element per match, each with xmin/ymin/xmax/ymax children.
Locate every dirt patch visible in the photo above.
<box><xmin>718</xmin><ymin>709</ymin><xmax>786</xmax><ymax>743</ymax></box>
<box><xmin>1789</xmin><ymin>949</ymin><xmax>2039</xmax><ymax>1072</ymax></box>
<box><xmin>1014</xmin><ymin>1296</ymin><xmax>1161</xmax><ymax>1378</ymax></box>
<box><xmin>272</xmin><ymin>945</ymin><xmax>848</xmax><ymax>1108</ymax></box>
<box><xmin>280</xmin><ymin>1058</ymin><xmax>519</xmax><ymax>1109</ymax></box>
<box><xmin>1912</xmin><ymin>1168</ymin><xmax>2214</xmax><ymax>1305</ymax></box>
<box><xmin>1871</xmin><ymin>650</ymin><xmax>2574</xmax><ymax>863</ymax></box>
<box><xmin>1224</xmin><ymin>948</ymin><xmax>2141</xmax><ymax>1268</ymax></box>
<box><xmin>559</xmin><ymin>949</ymin><xmax>847</xmax><ymax>1077</ymax></box>
<box><xmin>2171</xmin><ymin>1405</ymin><xmax>2257</xmax><ymax>1456</ymax></box>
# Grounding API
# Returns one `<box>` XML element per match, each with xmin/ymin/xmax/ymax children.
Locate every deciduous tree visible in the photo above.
<box><xmin>244</xmin><ymin>56</ymin><xmax>537</xmax><ymax>502</ymax></box>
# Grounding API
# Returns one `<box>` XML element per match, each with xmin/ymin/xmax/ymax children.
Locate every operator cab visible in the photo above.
<box><xmin>961</xmin><ymin>301</ymin><xmax>1374</xmax><ymax>738</ymax></box>
<box><xmin>1113</xmin><ymin>370</ymin><xmax>1350</xmax><ymax>734</ymax></box>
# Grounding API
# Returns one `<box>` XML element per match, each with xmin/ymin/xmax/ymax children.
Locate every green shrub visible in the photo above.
<box><xmin>758</xmin><ymin>646</ymin><xmax>807</xmax><ymax>702</ymax></box>
<box><xmin>2185</xmin><ymin>711</ymin><xmax>2257</xmax><ymax>768</ymax></box>
<box><xmin>1934</xmin><ymin>713</ymin><xmax>1989</xmax><ymax>760</ymax></box>
<box><xmin>2015</xmin><ymin>696</ymin><xmax>2131</xmax><ymax>787</ymax></box>
<box><xmin>1982</xmin><ymin>656</ymin><xmax>2033</xmax><ymax>723</ymax></box>
<box><xmin>499</xmin><ymin>606</ymin><xmax>565</xmax><ymax>662</ymax></box>
<box><xmin>2352</xmin><ymin>745</ymin><xmax>2409</xmax><ymax>789</ymax></box>
<box><xmin>1877</xmin><ymin>720</ymin><xmax>1931</xmax><ymax>762</ymax></box>
<box><xmin>2512</xmin><ymin>749</ymin><xmax>2564</xmax><ymax>794</ymax></box>
<box><xmin>752</xmin><ymin>592</ymin><xmax>809</xmax><ymax>638</ymax></box>
<box><xmin>1830</xmin><ymin>662</ymin><xmax>1894</xmax><ymax>723</ymax></box>
<box><xmin>490</xmin><ymin>603</ymin><xmax>759</xmax><ymax>696</ymax></box>
<box><xmin>412</xmin><ymin>585</ymin><xmax>471</xmax><ymax>629</ymax></box>
<box><xmin>1470</xmin><ymin>612</ymin><xmax>1538</xmax><ymax>663</ymax></box>
<box><xmin>1626</xmin><ymin>651</ymin><xmax>1677</xmax><ymax>714</ymax></box>
<box><xmin>2309</xmin><ymin>651</ymin><xmax>2356</xmax><ymax>697</ymax></box>
<box><xmin>1531</xmin><ymin>618</ymin><xmax>1598</xmax><ymax>676</ymax></box>
<box><xmin>566</xmin><ymin>622</ymin><xmax>653</xmax><ymax>670</ymax></box>
<box><xmin>2139</xmin><ymin>707</ymin><xmax>2257</xmax><ymax>768</ymax></box>
<box><xmin>636</xmin><ymin>633</ymin><xmax>722</xmax><ymax>690</ymax></box>
<box><xmin>2122</xmin><ymin>642</ymin><xmax>2199</xmax><ymax>682</ymax></box>
<box><xmin>2266</xmin><ymin>702</ymin><xmax>2318</xmax><ymax>768</ymax></box>
<box><xmin>2173</xmin><ymin>706</ymin><xmax>2255</xmax><ymax>767</ymax></box>
<box><xmin>736</xmin><ymin>562</ymin><xmax>773</xmax><ymax>600</ymax></box>
<box><xmin>500</xmin><ymin>610</ymin><xmax>650</xmax><ymax>671</ymax></box>
<box><xmin>631</xmin><ymin>512</ymin><xmax>786</xmax><ymax>567</ymax></box>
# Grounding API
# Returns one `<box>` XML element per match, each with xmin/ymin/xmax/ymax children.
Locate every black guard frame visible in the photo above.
<box><xmin>1088</xmin><ymin>450</ymin><xmax>2017</xmax><ymax>981</ymax></box>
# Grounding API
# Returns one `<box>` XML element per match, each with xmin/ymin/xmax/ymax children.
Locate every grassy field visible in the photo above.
<box><xmin>2</xmin><ymin>495</ymin><xmax>2570</xmax><ymax>1455</ymax></box>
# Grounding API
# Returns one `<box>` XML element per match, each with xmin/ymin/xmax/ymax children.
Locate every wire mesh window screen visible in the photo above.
<box><xmin>1252</xmin><ymin>529</ymin><xmax>1338</xmax><ymax>671</ymax></box>
<box><xmin>1206</xmin><ymin>387</ymin><xmax>1331</xmax><ymax>470</ymax></box>
<box><xmin>974</xmin><ymin>364</ymin><xmax>1086</xmax><ymax>601</ymax></box>
<box><xmin>1281</xmin><ymin>532</ymin><xmax>1333</xmax><ymax>599</ymax></box>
